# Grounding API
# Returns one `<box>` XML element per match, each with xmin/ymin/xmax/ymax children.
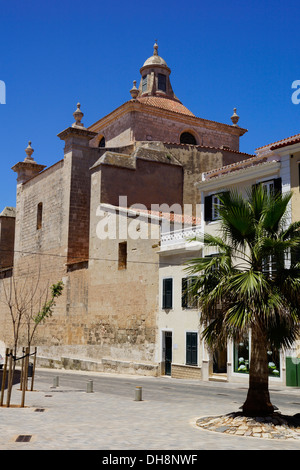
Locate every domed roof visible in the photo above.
<box><xmin>141</xmin><ymin>41</ymin><xmax>169</xmax><ymax>69</ymax></box>
<box><xmin>137</xmin><ymin>96</ymin><xmax>195</xmax><ymax>117</ymax></box>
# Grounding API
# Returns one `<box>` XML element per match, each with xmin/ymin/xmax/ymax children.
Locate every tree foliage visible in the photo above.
<box><xmin>186</xmin><ymin>185</ymin><xmax>300</xmax><ymax>415</ymax></box>
<box><xmin>34</xmin><ymin>281</ymin><xmax>64</xmax><ymax>325</ymax></box>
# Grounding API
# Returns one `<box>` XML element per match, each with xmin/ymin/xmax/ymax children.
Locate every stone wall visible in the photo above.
<box><xmin>164</xmin><ymin>144</ymin><xmax>254</xmax><ymax>213</ymax></box>
<box><xmin>0</xmin><ymin>213</ymin><xmax>15</xmax><ymax>270</ymax></box>
<box><xmin>133</xmin><ymin>110</ymin><xmax>241</xmax><ymax>151</ymax></box>
<box><xmin>88</xmin><ymin>190</ymin><xmax>161</xmax><ymax>364</ymax></box>
<box><xmin>89</xmin><ymin>102</ymin><xmax>245</xmax><ymax>152</ymax></box>
<box><xmin>171</xmin><ymin>364</ymin><xmax>202</xmax><ymax>380</ymax></box>
<box><xmin>99</xmin><ymin>157</ymin><xmax>183</xmax><ymax>210</ymax></box>
<box><xmin>14</xmin><ymin>160</ymin><xmax>67</xmax><ymax>263</ymax></box>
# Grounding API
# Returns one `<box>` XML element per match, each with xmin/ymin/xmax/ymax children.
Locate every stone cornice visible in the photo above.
<box><xmin>57</xmin><ymin>126</ymin><xmax>97</xmax><ymax>141</ymax></box>
<box><xmin>88</xmin><ymin>100</ymin><xmax>247</xmax><ymax>137</ymax></box>
<box><xmin>11</xmin><ymin>161</ymin><xmax>46</xmax><ymax>173</ymax></box>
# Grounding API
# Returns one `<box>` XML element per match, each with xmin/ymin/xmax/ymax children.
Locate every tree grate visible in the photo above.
<box><xmin>15</xmin><ymin>435</ymin><xmax>32</xmax><ymax>442</ymax></box>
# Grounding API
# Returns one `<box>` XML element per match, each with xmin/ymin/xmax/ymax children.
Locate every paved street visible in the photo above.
<box><xmin>1</xmin><ymin>368</ymin><xmax>300</xmax><ymax>450</ymax></box>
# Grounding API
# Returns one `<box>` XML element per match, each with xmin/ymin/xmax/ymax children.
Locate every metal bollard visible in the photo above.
<box><xmin>28</xmin><ymin>362</ymin><xmax>33</xmax><ymax>378</ymax></box>
<box><xmin>135</xmin><ymin>386</ymin><xmax>142</xmax><ymax>401</ymax></box>
<box><xmin>87</xmin><ymin>380</ymin><xmax>93</xmax><ymax>393</ymax></box>
<box><xmin>53</xmin><ymin>376</ymin><xmax>59</xmax><ymax>388</ymax></box>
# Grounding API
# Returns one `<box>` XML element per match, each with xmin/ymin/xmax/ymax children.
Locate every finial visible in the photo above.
<box><xmin>72</xmin><ymin>102</ymin><xmax>84</xmax><ymax>127</ymax></box>
<box><xmin>231</xmin><ymin>108</ymin><xmax>239</xmax><ymax>126</ymax></box>
<box><xmin>153</xmin><ymin>39</ymin><xmax>158</xmax><ymax>56</ymax></box>
<box><xmin>24</xmin><ymin>141</ymin><xmax>34</xmax><ymax>161</ymax></box>
<box><xmin>130</xmin><ymin>80</ymin><xmax>139</xmax><ymax>100</ymax></box>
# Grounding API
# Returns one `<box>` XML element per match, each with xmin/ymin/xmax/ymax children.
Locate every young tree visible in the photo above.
<box><xmin>186</xmin><ymin>185</ymin><xmax>300</xmax><ymax>416</ymax></box>
<box><xmin>27</xmin><ymin>280</ymin><xmax>64</xmax><ymax>350</ymax></box>
<box><xmin>0</xmin><ymin>267</ymin><xmax>63</xmax><ymax>356</ymax></box>
<box><xmin>0</xmin><ymin>268</ymin><xmax>63</xmax><ymax>404</ymax></box>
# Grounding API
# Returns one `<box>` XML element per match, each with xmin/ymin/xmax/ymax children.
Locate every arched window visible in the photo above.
<box><xmin>98</xmin><ymin>137</ymin><xmax>105</xmax><ymax>148</ymax></box>
<box><xmin>180</xmin><ymin>132</ymin><xmax>197</xmax><ymax>145</ymax></box>
<box><xmin>37</xmin><ymin>202</ymin><xmax>43</xmax><ymax>230</ymax></box>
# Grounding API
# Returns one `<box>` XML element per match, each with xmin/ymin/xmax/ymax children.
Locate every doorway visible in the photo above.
<box><xmin>213</xmin><ymin>347</ymin><xmax>227</xmax><ymax>374</ymax></box>
<box><xmin>164</xmin><ymin>331</ymin><xmax>172</xmax><ymax>376</ymax></box>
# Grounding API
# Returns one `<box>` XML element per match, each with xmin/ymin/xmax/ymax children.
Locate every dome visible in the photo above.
<box><xmin>141</xmin><ymin>41</ymin><xmax>169</xmax><ymax>69</ymax></box>
<box><xmin>143</xmin><ymin>54</ymin><xmax>168</xmax><ymax>67</ymax></box>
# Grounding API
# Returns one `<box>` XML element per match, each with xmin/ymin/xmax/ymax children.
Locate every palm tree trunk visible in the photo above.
<box><xmin>242</xmin><ymin>323</ymin><xmax>274</xmax><ymax>416</ymax></box>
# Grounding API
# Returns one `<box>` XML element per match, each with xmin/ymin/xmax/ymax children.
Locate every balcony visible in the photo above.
<box><xmin>160</xmin><ymin>225</ymin><xmax>203</xmax><ymax>254</ymax></box>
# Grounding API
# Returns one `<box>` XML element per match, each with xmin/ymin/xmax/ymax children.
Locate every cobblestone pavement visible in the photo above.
<box><xmin>0</xmin><ymin>369</ymin><xmax>300</xmax><ymax>450</ymax></box>
<box><xmin>197</xmin><ymin>412</ymin><xmax>300</xmax><ymax>440</ymax></box>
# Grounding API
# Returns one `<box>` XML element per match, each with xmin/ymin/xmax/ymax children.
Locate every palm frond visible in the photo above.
<box><xmin>186</xmin><ymin>184</ymin><xmax>300</xmax><ymax>353</ymax></box>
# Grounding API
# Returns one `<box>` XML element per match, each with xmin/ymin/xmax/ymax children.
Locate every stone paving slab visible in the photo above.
<box><xmin>0</xmin><ymin>370</ymin><xmax>300</xmax><ymax>450</ymax></box>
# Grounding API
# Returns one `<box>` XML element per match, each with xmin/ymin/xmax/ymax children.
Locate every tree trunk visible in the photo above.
<box><xmin>242</xmin><ymin>323</ymin><xmax>274</xmax><ymax>416</ymax></box>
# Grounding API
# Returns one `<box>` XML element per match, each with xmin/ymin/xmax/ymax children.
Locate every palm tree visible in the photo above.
<box><xmin>186</xmin><ymin>185</ymin><xmax>300</xmax><ymax>416</ymax></box>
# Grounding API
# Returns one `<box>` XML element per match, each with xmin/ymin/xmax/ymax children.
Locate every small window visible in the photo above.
<box><xmin>142</xmin><ymin>75</ymin><xmax>147</xmax><ymax>93</ymax></box>
<box><xmin>37</xmin><ymin>203</ymin><xmax>43</xmax><ymax>230</ymax></box>
<box><xmin>262</xmin><ymin>180</ymin><xmax>275</xmax><ymax>196</ymax></box>
<box><xmin>262</xmin><ymin>255</ymin><xmax>273</xmax><ymax>277</ymax></box>
<box><xmin>180</xmin><ymin>132</ymin><xmax>197</xmax><ymax>145</ymax></box>
<box><xmin>162</xmin><ymin>278</ymin><xmax>173</xmax><ymax>309</ymax></box>
<box><xmin>186</xmin><ymin>332</ymin><xmax>198</xmax><ymax>366</ymax></box>
<box><xmin>118</xmin><ymin>242</ymin><xmax>127</xmax><ymax>270</ymax></box>
<box><xmin>204</xmin><ymin>192</ymin><xmax>228</xmax><ymax>222</ymax></box>
<box><xmin>98</xmin><ymin>137</ymin><xmax>105</xmax><ymax>148</ymax></box>
<box><xmin>182</xmin><ymin>277</ymin><xmax>197</xmax><ymax>309</ymax></box>
<box><xmin>253</xmin><ymin>178</ymin><xmax>282</xmax><ymax>197</ymax></box>
<box><xmin>212</xmin><ymin>194</ymin><xmax>221</xmax><ymax>221</ymax></box>
<box><xmin>262</xmin><ymin>252</ymin><xmax>284</xmax><ymax>278</ymax></box>
<box><xmin>205</xmin><ymin>253</ymin><xmax>219</xmax><ymax>272</ymax></box>
<box><xmin>158</xmin><ymin>73</ymin><xmax>166</xmax><ymax>92</ymax></box>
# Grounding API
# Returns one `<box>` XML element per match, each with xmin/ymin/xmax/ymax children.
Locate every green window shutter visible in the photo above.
<box><xmin>204</xmin><ymin>195</ymin><xmax>213</xmax><ymax>222</ymax></box>
<box><xmin>251</xmin><ymin>182</ymin><xmax>258</xmax><ymax>195</ymax></box>
<box><xmin>186</xmin><ymin>332</ymin><xmax>198</xmax><ymax>365</ymax></box>
<box><xmin>274</xmin><ymin>177</ymin><xmax>282</xmax><ymax>196</ymax></box>
<box><xmin>291</xmin><ymin>245</ymin><xmax>300</xmax><ymax>266</ymax></box>
<box><xmin>182</xmin><ymin>277</ymin><xmax>198</xmax><ymax>308</ymax></box>
<box><xmin>163</xmin><ymin>278</ymin><xmax>173</xmax><ymax>309</ymax></box>
<box><xmin>181</xmin><ymin>278</ymin><xmax>188</xmax><ymax>308</ymax></box>
<box><xmin>158</xmin><ymin>73</ymin><xmax>166</xmax><ymax>92</ymax></box>
<box><xmin>142</xmin><ymin>75</ymin><xmax>147</xmax><ymax>92</ymax></box>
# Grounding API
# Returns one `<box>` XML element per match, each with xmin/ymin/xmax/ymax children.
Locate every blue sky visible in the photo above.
<box><xmin>0</xmin><ymin>0</ymin><xmax>299</xmax><ymax>208</ymax></box>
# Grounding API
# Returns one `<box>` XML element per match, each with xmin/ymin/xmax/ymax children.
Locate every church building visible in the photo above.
<box><xmin>0</xmin><ymin>42</ymin><xmax>253</xmax><ymax>375</ymax></box>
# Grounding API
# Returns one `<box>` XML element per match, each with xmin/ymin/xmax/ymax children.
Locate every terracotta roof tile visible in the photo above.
<box><xmin>137</xmin><ymin>96</ymin><xmax>195</xmax><ymax>117</ymax></box>
<box><xmin>256</xmin><ymin>132</ymin><xmax>300</xmax><ymax>151</ymax></box>
<box><xmin>120</xmin><ymin>206</ymin><xmax>201</xmax><ymax>225</ymax></box>
<box><xmin>203</xmin><ymin>155</ymin><xmax>272</xmax><ymax>180</ymax></box>
<box><xmin>164</xmin><ymin>142</ymin><xmax>255</xmax><ymax>157</ymax></box>
<box><xmin>270</xmin><ymin>137</ymin><xmax>300</xmax><ymax>150</ymax></box>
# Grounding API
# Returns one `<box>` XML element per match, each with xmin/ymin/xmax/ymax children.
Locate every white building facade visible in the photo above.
<box><xmin>157</xmin><ymin>133</ymin><xmax>300</xmax><ymax>385</ymax></box>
